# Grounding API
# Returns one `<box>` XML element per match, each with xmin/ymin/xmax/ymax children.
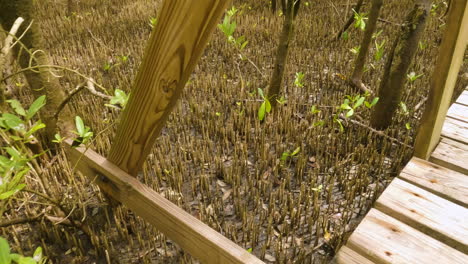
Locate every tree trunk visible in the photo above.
<box><xmin>350</xmin><ymin>0</ymin><xmax>383</xmax><ymax>93</ymax></box>
<box><xmin>370</xmin><ymin>0</ymin><xmax>431</xmax><ymax>130</ymax></box>
<box><xmin>268</xmin><ymin>0</ymin><xmax>300</xmax><ymax>108</ymax></box>
<box><xmin>335</xmin><ymin>0</ymin><xmax>365</xmax><ymax>40</ymax></box>
<box><xmin>0</xmin><ymin>0</ymin><xmax>74</xmax><ymax>146</ymax></box>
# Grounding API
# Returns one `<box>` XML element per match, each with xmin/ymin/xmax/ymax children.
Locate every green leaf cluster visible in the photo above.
<box><xmin>281</xmin><ymin>147</ymin><xmax>301</xmax><ymax>162</ymax></box>
<box><xmin>257</xmin><ymin>88</ymin><xmax>271</xmax><ymax>121</ymax></box>
<box><xmin>106</xmin><ymin>89</ymin><xmax>129</xmax><ymax>109</ymax></box>
<box><xmin>72</xmin><ymin>116</ymin><xmax>93</xmax><ymax>146</ymax></box>
<box><xmin>353</xmin><ymin>9</ymin><xmax>368</xmax><ymax>31</ymax></box>
<box><xmin>294</xmin><ymin>72</ymin><xmax>305</xmax><ymax>88</ymax></box>
<box><xmin>0</xmin><ymin>237</ymin><xmax>46</xmax><ymax>264</ymax></box>
<box><xmin>0</xmin><ymin>96</ymin><xmax>47</xmax><ymax>205</ymax></box>
<box><xmin>218</xmin><ymin>7</ymin><xmax>249</xmax><ymax>51</ymax></box>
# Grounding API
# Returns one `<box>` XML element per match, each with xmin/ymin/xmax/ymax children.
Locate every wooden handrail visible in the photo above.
<box><xmin>414</xmin><ymin>0</ymin><xmax>468</xmax><ymax>159</ymax></box>
<box><xmin>66</xmin><ymin>141</ymin><xmax>263</xmax><ymax>263</ymax></box>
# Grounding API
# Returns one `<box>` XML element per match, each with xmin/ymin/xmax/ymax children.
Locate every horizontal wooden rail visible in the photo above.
<box><xmin>66</xmin><ymin>140</ymin><xmax>264</xmax><ymax>264</ymax></box>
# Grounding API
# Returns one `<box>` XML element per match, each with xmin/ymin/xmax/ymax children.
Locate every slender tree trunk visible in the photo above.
<box><xmin>0</xmin><ymin>0</ymin><xmax>74</xmax><ymax>146</ymax></box>
<box><xmin>268</xmin><ymin>0</ymin><xmax>300</xmax><ymax>108</ymax></box>
<box><xmin>335</xmin><ymin>0</ymin><xmax>365</xmax><ymax>40</ymax></box>
<box><xmin>370</xmin><ymin>0</ymin><xmax>431</xmax><ymax>129</ymax></box>
<box><xmin>272</xmin><ymin>0</ymin><xmax>277</xmax><ymax>13</ymax></box>
<box><xmin>350</xmin><ymin>0</ymin><xmax>383</xmax><ymax>93</ymax></box>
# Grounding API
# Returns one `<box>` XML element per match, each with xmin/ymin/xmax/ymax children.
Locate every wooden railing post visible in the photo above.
<box><xmin>108</xmin><ymin>0</ymin><xmax>231</xmax><ymax>176</ymax></box>
<box><xmin>414</xmin><ymin>0</ymin><xmax>468</xmax><ymax>159</ymax></box>
<box><xmin>66</xmin><ymin>1</ymin><xmax>265</xmax><ymax>263</ymax></box>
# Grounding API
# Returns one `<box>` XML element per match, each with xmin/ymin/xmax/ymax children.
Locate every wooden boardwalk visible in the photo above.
<box><xmin>333</xmin><ymin>90</ymin><xmax>468</xmax><ymax>264</ymax></box>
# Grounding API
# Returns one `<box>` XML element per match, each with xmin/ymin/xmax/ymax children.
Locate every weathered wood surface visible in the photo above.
<box><xmin>446</xmin><ymin>103</ymin><xmax>468</xmax><ymax>123</ymax></box>
<box><xmin>375</xmin><ymin>178</ymin><xmax>468</xmax><ymax>254</ymax></box>
<box><xmin>441</xmin><ymin>117</ymin><xmax>468</xmax><ymax>143</ymax></box>
<box><xmin>347</xmin><ymin>209</ymin><xmax>468</xmax><ymax>264</ymax></box>
<box><xmin>399</xmin><ymin>157</ymin><xmax>468</xmax><ymax>207</ymax></box>
<box><xmin>431</xmin><ymin>137</ymin><xmax>468</xmax><ymax>174</ymax></box>
<box><xmin>108</xmin><ymin>0</ymin><xmax>232</xmax><ymax>176</ymax></box>
<box><xmin>414</xmin><ymin>0</ymin><xmax>468</xmax><ymax>159</ymax></box>
<box><xmin>66</xmin><ymin>141</ymin><xmax>264</xmax><ymax>264</ymax></box>
<box><xmin>457</xmin><ymin>90</ymin><xmax>468</xmax><ymax>106</ymax></box>
<box><xmin>332</xmin><ymin>246</ymin><xmax>375</xmax><ymax>264</ymax></box>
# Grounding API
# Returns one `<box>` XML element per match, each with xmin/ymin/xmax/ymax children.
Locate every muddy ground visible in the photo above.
<box><xmin>1</xmin><ymin>0</ymin><xmax>467</xmax><ymax>263</ymax></box>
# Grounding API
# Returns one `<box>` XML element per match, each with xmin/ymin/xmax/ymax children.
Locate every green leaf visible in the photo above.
<box><xmin>5</xmin><ymin>147</ymin><xmax>21</xmax><ymax>161</ymax></box>
<box><xmin>405</xmin><ymin>122</ymin><xmax>411</xmax><ymax>130</ymax></box>
<box><xmin>0</xmin><ymin>184</ymin><xmax>25</xmax><ymax>200</ymax></box>
<box><xmin>0</xmin><ymin>237</ymin><xmax>11</xmax><ymax>264</ymax></box>
<box><xmin>247</xmin><ymin>248</ymin><xmax>252</xmax><ymax>253</ymax></box>
<box><xmin>400</xmin><ymin>102</ymin><xmax>408</xmax><ymax>114</ymax></box>
<box><xmin>9</xmin><ymin>254</ymin><xmax>19</xmax><ymax>262</ymax></box>
<box><xmin>1</xmin><ymin>113</ymin><xmax>25</xmax><ymax>132</ymax></box>
<box><xmin>265</xmin><ymin>99</ymin><xmax>271</xmax><ymax>113</ymax></box>
<box><xmin>6</xmin><ymin>100</ymin><xmax>26</xmax><ymax>116</ymax></box>
<box><xmin>109</xmin><ymin>89</ymin><xmax>128</xmax><ymax>108</ymax></box>
<box><xmin>17</xmin><ymin>256</ymin><xmax>36</xmax><ymax>264</ymax></box>
<box><xmin>291</xmin><ymin>147</ymin><xmax>301</xmax><ymax>156</ymax></box>
<box><xmin>24</xmin><ymin>122</ymin><xmax>46</xmax><ymax>138</ymax></box>
<box><xmin>340</xmin><ymin>103</ymin><xmax>351</xmax><ymax>110</ymax></box>
<box><xmin>346</xmin><ymin>109</ymin><xmax>354</xmax><ymax>118</ymax></box>
<box><xmin>33</xmin><ymin>247</ymin><xmax>42</xmax><ymax>262</ymax></box>
<box><xmin>258</xmin><ymin>102</ymin><xmax>266</xmax><ymax>121</ymax></box>
<box><xmin>26</xmin><ymin>95</ymin><xmax>46</xmax><ymax>120</ymax></box>
<box><xmin>353</xmin><ymin>97</ymin><xmax>365</xmax><ymax>109</ymax></box>
<box><xmin>257</xmin><ymin>88</ymin><xmax>264</xmax><ymax>99</ymax></box>
<box><xmin>75</xmin><ymin>116</ymin><xmax>85</xmax><ymax>136</ymax></box>
<box><xmin>370</xmin><ymin>97</ymin><xmax>379</xmax><ymax>107</ymax></box>
<box><xmin>280</xmin><ymin>152</ymin><xmax>290</xmax><ymax>161</ymax></box>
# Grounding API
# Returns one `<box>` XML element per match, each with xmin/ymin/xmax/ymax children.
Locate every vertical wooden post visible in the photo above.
<box><xmin>414</xmin><ymin>0</ymin><xmax>468</xmax><ymax>159</ymax></box>
<box><xmin>108</xmin><ymin>0</ymin><xmax>231</xmax><ymax>176</ymax></box>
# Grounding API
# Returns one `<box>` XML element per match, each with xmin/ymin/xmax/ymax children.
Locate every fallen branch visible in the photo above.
<box><xmin>340</xmin><ymin>116</ymin><xmax>413</xmax><ymax>148</ymax></box>
<box><xmin>0</xmin><ymin>213</ymin><xmax>43</xmax><ymax>228</ymax></box>
<box><xmin>1</xmin><ymin>17</ymin><xmax>25</xmax><ymax>56</ymax></box>
<box><xmin>54</xmin><ymin>82</ymin><xmax>86</xmax><ymax>119</ymax></box>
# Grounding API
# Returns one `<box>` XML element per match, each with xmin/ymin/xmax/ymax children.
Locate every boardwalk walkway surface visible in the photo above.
<box><xmin>333</xmin><ymin>90</ymin><xmax>468</xmax><ymax>264</ymax></box>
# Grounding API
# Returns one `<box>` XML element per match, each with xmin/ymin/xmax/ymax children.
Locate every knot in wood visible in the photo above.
<box><xmin>162</xmin><ymin>79</ymin><xmax>178</xmax><ymax>94</ymax></box>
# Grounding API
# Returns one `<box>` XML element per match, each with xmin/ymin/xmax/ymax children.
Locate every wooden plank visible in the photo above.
<box><xmin>375</xmin><ymin>178</ymin><xmax>468</xmax><ymax>254</ymax></box>
<box><xmin>399</xmin><ymin>157</ymin><xmax>468</xmax><ymax>207</ymax></box>
<box><xmin>431</xmin><ymin>137</ymin><xmax>468</xmax><ymax>174</ymax></box>
<box><xmin>446</xmin><ymin>102</ymin><xmax>468</xmax><ymax>123</ymax></box>
<box><xmin>108</xmin><ymin>0</ymin><xmax>232</xmax><ymax>176</ymax></box>
<box><xmin>414</xmin><ymin>0</ymin><xmax>468</xmax><ymax>159</ymax></box>
<box><xmin>441</xmin><ymin>117</ymin><xmax>468</xmax><ymax>144</ymax></box>
<box><xmin>456</xmin><ymin>90</ymin><xmax>468</xmax><ymax>106</ymax></box>
<box><xmin>65</xmin><ymin>141</ymin><xmax>263</xmax><ymax>264</ymax></box>
<box><xmin>347</xmin><ymin>209</ymin><xmax>468</xmax><ymax>264</ymax></box>
<box><xmin>332</xmin><ymin>246</ymin><xmax>375</xmax><ymax>264</ymax></box>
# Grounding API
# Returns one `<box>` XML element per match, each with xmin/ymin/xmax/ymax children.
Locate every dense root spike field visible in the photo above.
<box><xmin>2</xmin><ymin>0</ymin><xmax>467</xmax><ymax>263</ymax></box>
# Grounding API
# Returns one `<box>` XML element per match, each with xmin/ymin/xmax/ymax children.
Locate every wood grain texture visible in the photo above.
<box><xmin>65</xmin><ymin>141</ymin><xmax>263</xmax><ymax>264</ymax></box>
<box><xmin>441</xmin><ymin>117</ymin><xmax>468</xmax><ymax>143</ymax></box>
<box><xmin>399</xmin><ymin>157</ymin><xmax>468</xmax><ymax>207</ymax></box>
<box><xmin>430</xmin><ymin>137</ymin><xmax>468</xmax><ymax>174</ymax></box>
<box><xmin>414</xmin><ymin>0</ymin><xmax>468</xmax><ymax>159</ymax></box>
<box><xmin>347</xmin><ymin>209</ymin><xmax>468</xmax><ymax>264</ymax></box>
<box><xmin>375</xmin><ymin>178</ymin><xmax>468</xmax><ymax>254</ymax></box>
<box><xmin>446</xmin><ymin>103</ymin><xmax>468</xmax><ymax>123</ymax></box>
<box><xmin>457</xmin><ymin>90</ymin><xmax>468</xmax><ymax>106</ymax></box>
<box><xmin>332</xmin><ymin>246</ymin><xmax>375</xmax><ymax>264</ymax></box>
<box><xmin>108</xmin><ymin>0</ymin><xmax>232</xmax><ymax>176</ymax></box>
